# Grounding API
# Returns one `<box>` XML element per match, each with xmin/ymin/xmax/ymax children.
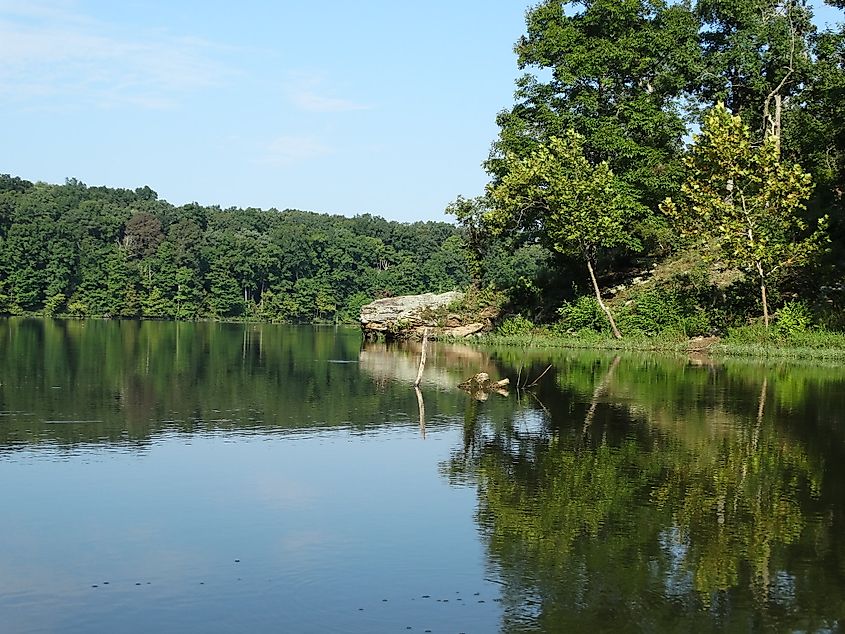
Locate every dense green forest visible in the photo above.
<box><xmin>0</xmin><ymin>176</ymin><xmax>470</xmax><ymax>322</ymax></box>
<box><xmin>452</xmin><ymin>0</ymin><xmax>845</xmax><ymax>339</ymax></box>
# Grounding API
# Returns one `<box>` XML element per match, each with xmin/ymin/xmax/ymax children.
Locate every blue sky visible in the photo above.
<box><xmin>1</xmin><ymin>1</ymin><xmax>843</xmax><ymax>223</ymax></box>
<box><xmin>1</xmin><ymin>0</ymin><xmax>527</xmax><ymax>222</ymax></box>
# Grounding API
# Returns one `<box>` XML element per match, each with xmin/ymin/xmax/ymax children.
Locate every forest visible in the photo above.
<box><xmin>0</xmin><ymin>176</ymin><xmax>470</xmax><ymax>322</ymax></box>
<box><xmin>453</xmin><ymin>0</ymin><xmax>845</xmax><ymax>341</ymax></box>
<box><xmin>2</xmin><ymin>0</ymin><xmax>845</xmax><ymax>340</ymax></box>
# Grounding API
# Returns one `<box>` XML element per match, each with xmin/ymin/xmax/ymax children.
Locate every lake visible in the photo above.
<box><xmin>1</xmin><ymin>318</ymin><xmax>843</xmax><ymax>633</ymax></box>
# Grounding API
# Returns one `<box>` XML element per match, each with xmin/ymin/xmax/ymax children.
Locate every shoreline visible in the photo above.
<box><xmin>472</xmin><ymin>332</ymin><xmax>845</xmax><ymax>362</ymax></box>
<box><xmin>5</xmin><ymin>314</ymin><xmax>845</xmax><ymax>362</ymax></box>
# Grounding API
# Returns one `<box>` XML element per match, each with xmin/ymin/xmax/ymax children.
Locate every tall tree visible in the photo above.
<box><xmin>488</xmin><ymin>0</ymin><xmax>700</xmax><ymax>214</ymax></box>
<box><xmin>697</xmin><ymin>0</ymin><xmax>815</xmax><ymax>142</ymax></box>
<box><xmin>783</xmin><ymin>15</ymin><xmax>845</xmax><ymax>261</ymax></box>
<box><xmin>662</xmin><ymin>104</ymin><xmax>828</xmax><ymax>326</ymax></box>
<box><xmin>488</xmin><ymin>132</ymin><xmax>640</xmax><ymax>338</ymax></box>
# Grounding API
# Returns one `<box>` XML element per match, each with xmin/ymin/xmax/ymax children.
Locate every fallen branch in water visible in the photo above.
<box><xmin>414</xmin><ymin>385</ymin><xmax>426</xmax><ymax>439</ymax></box>
<box><xmin>522</xmin><ymin>364</ymin><xmax>552</xmax><ymax>388</ymax></box>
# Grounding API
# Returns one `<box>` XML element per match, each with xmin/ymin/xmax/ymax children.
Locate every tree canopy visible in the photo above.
<box><xmin>0</xmin><ymin>176</ymin><xmax>470</xmax><ymax>321</ymax></box>
<box><xmin>488</xmin><ymin>131</ymin><xmax>640</xmax><ymax>337</ymax></box>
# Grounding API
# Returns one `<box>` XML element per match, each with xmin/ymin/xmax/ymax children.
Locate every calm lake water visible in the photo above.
<box><xmin>1</xmin><ymin>318</ymin><xmax>844</xmax><ymax>633</ymax></box>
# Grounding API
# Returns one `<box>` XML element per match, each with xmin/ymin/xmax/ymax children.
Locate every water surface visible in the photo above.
<box><xmin>1</xmin><ymin>319</ymin><xmax>843</xmax><ymax>632</ymax></box>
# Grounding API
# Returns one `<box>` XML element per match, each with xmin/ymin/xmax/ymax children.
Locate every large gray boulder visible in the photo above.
<box><xmin>361</xmin><ymin>291</ymin><xmax>463</xmax><ymax>337</ymax></box>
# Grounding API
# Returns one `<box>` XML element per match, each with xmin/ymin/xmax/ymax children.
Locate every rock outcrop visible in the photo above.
<box><xmin>360</xmin><ymin>291</ymin><xmax>494</xmax><ymax>340</ymax></box>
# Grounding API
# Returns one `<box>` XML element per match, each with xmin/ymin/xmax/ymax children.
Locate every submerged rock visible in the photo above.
<box><xmin>458</xmin><ymin>373</ymin><xmax>510</xmax><ymax>400</ymax></box>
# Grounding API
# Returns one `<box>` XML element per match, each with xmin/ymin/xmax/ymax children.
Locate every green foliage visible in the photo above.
<box><xmin>489</xmin><ymin>0</ymin><xmax>698</xmax><ymax>212</ymax></box>
<box><xmin>341</xmin><ymin>292</ymin><xmax>373</xmax><ymax>324</ymax></box>
<box><xmin>725</xmin><ymin>323</ymin><xmax>845</xmax><ymax>350</ymax></box>
<box><xmin>697</xmin><ymin>0</ymin><xmax>815</xmax><ymax>133</ymax></box>
<box><xmin>496</xmin><ymin>314</ymin><xmax>535</xmax><ymax>337</ymax></box>
<box><xmin>774</xmin><ymin>300</ymin><xmax>814</xmax><ymax>336</ymax></box>
<box><xmin>488</xmin><ymin>131</ymin><xmax>641</xmax><ymax>337</ymax></box>
<box><xmin>43</xmin><ymin>293</ymin><xmax>66</xmax><ymax>317</ymax></box>
<box><xmin>66</xmin><ymin>300</ymin><xmax>87</xmax><ymax>318</ymax></box>
<box><xmin>457</xmin><ymin>0</ymin><xmax>845</xmax><ymax>337</ymax></box>
<box><xmin>556</xmin><ymin>296</ymin><xmax>609</xmax><ymax>333</ymax></box>
<box><xmin>617</xmin><ymin>287</ymin><xmax>711</xmax><ymax>338</ymax></box>
<box><xmin>488</xmin><ymin>132</ymin><xmax>640</xmax><ymax>258</ymax></box>
<box><xmin>782</xmin><ymin>25</ymin><xmax>845</xmax><ymax>263</ymax></box>
<box><xmin>445</xmin><ymin>195</ymin><xmax>491</xmax><ymax>283</ymax></box>
<box><xmin>662</xmin><ymin>104</ymin><xmax>829</xmax><ymax>325</ymax></box>
<box><xmin>0</xmin><ymin>178</ymin><xmax>471</xmax><ymax>322</ymax></box>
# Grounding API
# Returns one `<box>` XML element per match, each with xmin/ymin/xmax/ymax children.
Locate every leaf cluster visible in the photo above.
<box><xmin>487</xmin><ymin>131</ymin><xmax>641</xmax><ymax>258</ymax></box>
<box><xmin>662</xmin><ymin>104</ymin><xmax>828</xmax><ymax>279</ymax></box>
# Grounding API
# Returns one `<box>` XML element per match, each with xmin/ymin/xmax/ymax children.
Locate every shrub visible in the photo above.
<box><xmin>67</xmin><ymin>301</ymin><xmax>87</xmax><ymax>317</ymax></box>
<box><xmin>774</xmin><ymin>300</ymin><xmax>813</xmax><ymax>337</ymax></box>
<box><xmin>497</xmin><ymin>314</ymin><xmax>535</xmax><ymax>336</ymax></box>
<box><xmin>618</xmin><ymin>287</ymin><xmax>710</xmax><ymax>337</ymax></box>
<box><xmin>724</xmin><ymin>323</ymin><xmax>772</xmax><ymax>344</ymax></box>
<box><xmin>557</xmin><ymin>296</ymin><xmax>609</xmax><ymax>333</ymax></box>
<box><xmin>44</xmin><ymin>293</ymin><xmax>66</xmax><ymax>316</ymax></box>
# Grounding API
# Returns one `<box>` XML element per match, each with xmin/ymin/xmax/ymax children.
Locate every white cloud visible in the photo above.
<box><xmin>262</xmin><ymin>134</ymin><xmax>333</xmax><ymax>166</ymax></box>
<box><xmin>285</xmin><ymin>72</ymin><xmax>370</xmax><ymax>113</ymax></box>
<box><xmin>0</xmin><ymin>1</ymin><xmax>231</xmax><ymax>109</ymax></box>
<box><xmin>0</xmin><ymin>0</ymin><xmax>87</xmax><ymax>24</ymax></box>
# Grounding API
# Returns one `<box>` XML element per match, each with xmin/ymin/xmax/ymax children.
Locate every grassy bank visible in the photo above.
<box><xmin>478</xmin><ymin>325</ymin><xmax>845</xmax><ymax>362</ymax></box>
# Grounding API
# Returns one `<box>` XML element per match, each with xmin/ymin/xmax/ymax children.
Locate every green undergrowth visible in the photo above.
<box><xmin>416</xmin><ymin>287</ymin><xmax>505</xmax><ymax>327</ymax></box>
<box><xmin>480</xmin><ymin>326</ymin><xmax>845</xmax><ymax>361</ymax></box>
<box><xmin>482</xmin><ymin>330</ymin><xmax>692</xmax><ymax>352</ymax></box>
<box><xmin>712</xmin><ymin>324</ymin><xmax>845</xmax><ymax>360</ymax></box>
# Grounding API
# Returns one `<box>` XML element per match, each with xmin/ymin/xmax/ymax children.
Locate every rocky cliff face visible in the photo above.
<box><xmin>360</xmin><ymin>291</ymin><xmax>496</xmax><ymax>340</ymax></box>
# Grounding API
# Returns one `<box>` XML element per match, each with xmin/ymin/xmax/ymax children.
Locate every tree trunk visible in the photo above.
<box><xmin>586</xmin><ymin>257</ymin><xmax>622</xmax><ymax>339</ymax></box>
<box><xmin>756</xmin><ymin>261</ymin><xmax>770</xmax><ymax>328</ymax></box>
<box><xmin>761</xmin><ymin>282</ymin><xmax>769</xmax><ymax>328</ymax></box>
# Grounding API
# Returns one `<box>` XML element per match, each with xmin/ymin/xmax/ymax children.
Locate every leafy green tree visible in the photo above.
<box><xmin>488</xmin><ymin>132</ymin><xmax>640</xmax><ymax>338</ymax></box>
<box><xmin>166</xmin><ymin>218</ymin><xmax>205</xmax><ymax>268</ymax></box>
<box><xmin>696</xmin><ymin>0</ymin><xmax>815</xmax><ymax>139</ymax></box>
<box><xmin>0</xmin><ymin>174</ymin><xmax>469</xmax><ymax>321</ymax></box>
<box><xmin>421</xmin><ymin>235</ymin><xmax>472</xmax><ymax>292</ymax></box>
<box><xmin>662</xmin><ymin>104</ymin><xmax>828</xmax><ymax>326</ymax></box>
<box><xmin>122</xmin><ymin>211</ymin><xmax>164</xmax><ymax>259</ymax></box>
<box><xmin>172</xmin><ymin>267</ymin><xmax>205</xmax><ymax>320</ymax></box>
<box><xmin>104</xmin><ymin>249</ymin><xmax>142</xmax><ymax>317</ymax></box>
<box><xmin>205</xmin><ymin>263</ymin><xmax>244</xmax><ymax>318</ymax></box>
<box><xmin>489</xmin><ymin>0</ymin><xmax>700</xmax><ymax>213</ymax></box>
<box><xmin>446</xmin><ymin>195</ymin><xmax>493</xmax><ymax>283</ymax></box>
<box><xmin>142</xmin><ymin>286</ymin><xmax>174</xmax><ymax>318</ymax></box>
<box><xmin>783</xmin><ymin>20</ymin><xmax>845</xmax><ymax>262</ymax></box>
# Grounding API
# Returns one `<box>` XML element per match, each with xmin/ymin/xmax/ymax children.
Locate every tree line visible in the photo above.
<box><xmin>0</xmin><ymin>176</ymin><xmax>470</xmax><ymax>321</ymax></box>
<box><xmin>453</xmin><ymin>0</ymin><xmax>845</xmax><ymax>337</ymax></box>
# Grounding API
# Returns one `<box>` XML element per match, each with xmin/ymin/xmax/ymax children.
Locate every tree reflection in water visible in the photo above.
<box><xmin>445</xmin><ymin>352</ymin><xmax>843</xmax><ymax>632</ymax></box>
